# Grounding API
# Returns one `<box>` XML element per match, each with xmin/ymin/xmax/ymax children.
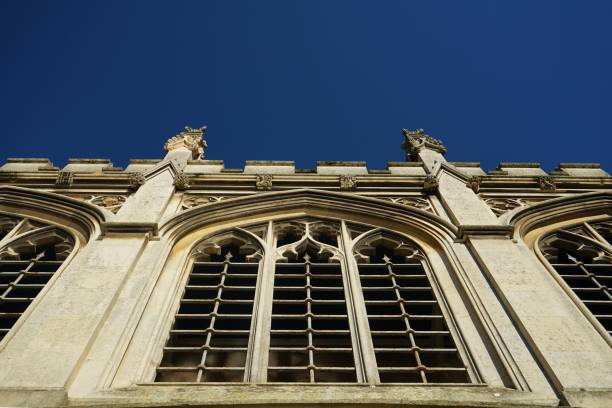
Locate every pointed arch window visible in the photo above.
<box><xmin>155</xmin><ymin>218</ymin><xmax>473</xmax><ymax>384</ymax></box>
<box><xmin>539</xmin><ymin>219</ymin><xmax>612</xmax><ymax>338</ymax></box>
<box><xmin>0</xmin><ymin>214</ymin><xmax>75</xmax><ymax>342</ymax></box>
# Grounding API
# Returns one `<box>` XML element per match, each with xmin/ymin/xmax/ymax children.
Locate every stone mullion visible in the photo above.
<box><xmin>339</xmin><ymin>221</ymin><xmax>380</xmax><ymax>384</ymax></box>
<box><xmin>246</xmin><ymin>221</ymin><xmax>276</xmax><ymax>383</ymax></box>
<box><xmin>583</xmin><ymin>222</ymin><xmax>612</xmax><ymax>251</ymax></box>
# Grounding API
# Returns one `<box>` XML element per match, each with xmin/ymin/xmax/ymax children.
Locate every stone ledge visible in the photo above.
<box><xmin>387</xmin><ymin>161</ymin><xmax>424</xmax><ymax>167</ymax></box>
<box><xmin>68</xmin><ymin>158</ymin><xmax>112</xmax><ymax>164</ymax></box>
<box><xmin>316</xmin><ymin>161</ymin><xmax>368</xmax><ymax>175</ymax></box>
<box><xmin>244</xmin><ymin>160</ymin><xmax>295</xmax><ymax>175</ymax></box>
<box><xmin>129</xmin><ymin>159</ymin><xmax>161</xmax><ymax>164</ymax></box>
<box><xmin>7</xmin><ymin>158</ymin><xmax>51</xmax><ymax>163</ymax></box>
<box><xmin>498</xmin><ymin>162</ymin><xmax>541</xmax><ymax>168</ymax></box>
<box><xmin>457</xmin><ymin>225</ymin><xmax>514</xmax><ymax>239</ymax></box>
<box><xmin>317</xmin><ymin>160</ymin><xmax>366</xmax><ymax>166</ymax></box>
<box><xmin>187</xmin><ymin>159</ymin><xmax>224</xmax><ymax>165</ymax></box>
<box><xmin>245</xmin><ymin>160</ymin><xmax>295</xmax><ymax>166</ymax></box>
<box><xmin>449</xmin><ymin>162</ymin><xmax>481</xmax><ymax>167</ymax></box>
<box><xmin>100</xmin><ymin>222</ymin><xmax>158</xmax><ymax>238</ymax></box>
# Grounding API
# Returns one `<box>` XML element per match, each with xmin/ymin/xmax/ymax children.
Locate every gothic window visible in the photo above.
<box><xmin>155</xmin><ymin>218</ymin><xmax>472</xmax><ymax>384</ymax></box>
<box><xmin>0</xmin><ymin>215</ymin><xmax>75</xmax><ymax>342</ymax></box>
<box><xmin>354</xmin><ymin>230</ymin><xmax>470</xmax><ymax>383</ymax></box>
<box><xmin>155</xmin><ymin>230</ymin><xmax>263</xmax><ymax>382</ymax></box>
<box><xmin>539</xmin><ymin>220</ymin><xmax>612</xmax><ymax>338</ymax></box>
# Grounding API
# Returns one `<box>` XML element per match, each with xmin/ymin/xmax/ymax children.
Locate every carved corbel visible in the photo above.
<box><xmin>174</xmin><ymin>172</ymin><xmax>192</xmax><ymax>191</ymax></box>
<box><xmin>466</xmin><ymin>176</ymin><xmax>481</xmax><ymax>193</ymax></box>
<box><xmin>339</xmin><ymin>175</ymin><xmax>357</xmax><ymax>191</ymax></box>
<box><xmin>55</xmin><ymin>171</ymin><xmax>74</xmax><ymax>187</ymax></box>
<box><xmin>255</xmin><ymin>174</ymin><xmax>273</xmax><ymax>191</ymax></box>
<box><xmin>128</xmin><ymin>172</ymin><xmax>146</xmax><ymax>190</ymax></box>
<box><xmin>423</xmin><ymin>175</ymin><xmax>439</xmax><ymax>194</ymax></box>
<box><xmin>538</xmin><ymin>176</ymin><xmax>556</xmax><ymax>191</ymax></box>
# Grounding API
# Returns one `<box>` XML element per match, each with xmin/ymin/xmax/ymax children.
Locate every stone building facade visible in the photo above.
<box><xmin>0</xmin><ymin>127</ymin><xmax>610</xmax><ymax>407</ymax></box>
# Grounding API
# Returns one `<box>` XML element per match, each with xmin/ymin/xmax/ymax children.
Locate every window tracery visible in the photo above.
<box><xmin>155</xmin><ymin>229</ymin><xmax>262</xmax><ymax>382</ymax></box>
<box><xmin>155</xmin><ymin>218</ymin><xmax>471</xmax><ymax>384</ymax></box>
<box><xmin>62</xmin><ymin>193</ymin><xmax>129</xmax><ymax>214</ymax></box>
<box><xmin>379</xmin><ymin>196</ymin><xmax>433</xmax><ymax>213</ymax></box>
<box><xmin>539</xmin><ymin>220</ymin><xmax>612</xmax><ymax>338</ymax></box>
<box><xmin>484</xmin><ymin>197</ymin><xmax>549</xmax><ymax>216</ymax></box>
<box><xmin>0</xmin><ymin>215</ymin><xmax>75</xmax><ymax>341</ymax></box>
<box><xmin>353</xmin><ymin>229</ymin><xmax>470</xmax><ymax>383</ymax></box>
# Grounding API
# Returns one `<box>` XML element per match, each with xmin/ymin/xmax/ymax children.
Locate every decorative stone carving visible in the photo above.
<box><xmin>339</xmin><ymin>175</ymin><xmax>357</xmax><ymax>190</ymax></box>
<box><xmin>255</xmin><ymin>174</ymin><xmax>273</xmax><ymax>190</ymax></box>
<box><xmin>174</xmin><ymin>172</ymin><xmax>191</xmax><ymax>191</ymax></box>
<box><xmin>466</xmin><ymin>176</ymin><xmax>481</xmax><ymax>193</ymax></box>
<box><xmin>540</xmin><ymin>229</ymin><xmax>612</xmax><ymax>264</ymax></box>
<box><xmin>192</xmin><ymin>229</ymin><xmax>263</xmax><ymax>263</ymax></box>
<box><xmin>273</xmin><ymin>219</ymin><xmax>341</xmax><ymax>263</ymax></box>
<box><xmin>55</xmin><ymin>171</ymin><xmax>74</xmax><ymax>187</ymax></box>
<box><xmin>381</xmin><ymin>196</ymin><xmax>433</xmax><ymax>213</ymax></box>
<box><xmin>128</xmin><ymin>172</ymin><xmax>146</xmax><ymax>190</ymax></box>
<box><xmin>164</xmin><ymin>126</ymin><xmax>208</xmax><ymax>160</ymax></box>
<box><xmin>60</xmin><ymin>194</ymin><xmax>129</xmax><ymax>214</ymax></box>
<box><xmin>181</xmin><ymin>194</ymin><xmax>227</xmax><ymax>210</ymax></box>
<box><xmin>0</xmin><ymin>219</ymin><xmax>74</xmax><ymax>261</ymax></box>
<box><xmin>353</xmin><ymin>230</ymin><xmax>424</xmax><ymax>264</ymax></box>
<box><xmin>484</xmin><ymin>198</ymin><xmax>527</xmax><ymax>216</ymax></box>
<box><xmin>423</xmin><ymin>175</ymin><xmax>439</xmax><ymax>194</ymax></box>
<box><xmin>483</xmin><ymin>197</ymin><xmax>547</xmax><ymax>216</ymax></box>
<box><xmin>88</xmin><ymin>195</ymin><xmax>127</xmax><ymax>214</ymax></box>
<box><xmin>401</xmin><ymin>128</ymin><xmax>446</xmax><ymax>161</ymax></box>
<box><xmin>538</xmin><ymin>176</ymin><xmax>556</xmax><ymax>191</ymax></box>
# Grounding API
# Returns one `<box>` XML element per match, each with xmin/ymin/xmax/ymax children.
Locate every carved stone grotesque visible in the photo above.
<box><xmin>538</xmin><ymin>176</ymin><xmax>556</xmax><ymax>191</ymax></box>
<box><xmin>466</xmin><ymin>176</ymin><xmax>481</xmax><ymax>193</ymax></box>
<box><xmin>55</xmin><ymin>171</ymin><xmax>74</xmax><ymax>187</ymax></box>
<box><xmin>128</xmin><ymin>172</ymin><xmax>146</xmax><ymax>190</ymax></box>
<box><xmin>164</xmin><ymin>126</ymin><xmax>208</xmax><ymax>160</ymax></box>
<box><xmin>401</xmin><ymin>128</ymin><xmax>446</xmax><ymax>161</ymax></box>
<box><xmin>423</xmin><ymin>175</ymin><xmax>439</xmax><ymax>194</ymax></box>
<box><xmin>255</xmin><ymin>174</ymin><xmax>273</xmax><ymax>190</ymax></box>
<box><xmin>174</xmin><ymin>172</ymin><xmax>191</xmax><ymax>191</ymax></box>
<box><xmin>339</xmin><ymin>175</ymin><xmax>357</xmax><ymax>190</ymax></box>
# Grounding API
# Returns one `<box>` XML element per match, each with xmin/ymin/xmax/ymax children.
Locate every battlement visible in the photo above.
<box><xmin>0</xmin><ymin>157</ymin><xmax>609</xmax><ymax>178</ymax></box>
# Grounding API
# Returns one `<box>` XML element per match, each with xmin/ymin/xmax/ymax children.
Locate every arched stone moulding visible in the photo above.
<box><xmin>507</xmin><ymin>190</ymin><xmax>612</xmax><ymax>346</ymax></box>
<box><xmin>160</xmin><ymin>189</ymin><xmax>458</xmax><ymax>245</ymax></box>
<box><xmin>111</xmin><ymin>189</ymin><xmax>539</xmax><ymax>397</ymax></box>
<box><xmin>505</xmin><ymin>190</ymin><xmax>612</xmax><ymax>246</ymax></box>
<box><xmin>0</xmin><ymin>186</ymin><xmax>106</xmax><ymax>349</ymax></box>
<box><xmin>0</xmin><ymin>185</ymin><xmax>107</xmax><ymax>244</ymax></box>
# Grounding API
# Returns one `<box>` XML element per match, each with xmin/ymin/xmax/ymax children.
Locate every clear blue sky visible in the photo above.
<box><xmin>1</xmin><ymin>1</ymin><xmax>610</xmax><ymax>171</ymax></box>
